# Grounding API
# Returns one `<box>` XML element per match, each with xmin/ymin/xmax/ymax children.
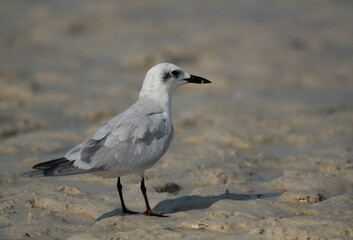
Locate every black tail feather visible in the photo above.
<box><xmin>21</xmin><ymin>158</ymin><xmax>96</xmax><ymax>178</ymax></box>
<box><xmin>33</xmin><ymin>157</ymin><xmax>69</xmax><ymax>170</ymax></box>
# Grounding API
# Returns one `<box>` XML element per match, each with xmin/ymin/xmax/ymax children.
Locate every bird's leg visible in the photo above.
<box><xmin>140</xmin><ymin>177</ymin><xmax>168</xmax><ymax>217</ymax></box>
<box><xmin>117</xmin><ymin>177</ymin><xmax>138</xmax><ymax>214</ymax></box>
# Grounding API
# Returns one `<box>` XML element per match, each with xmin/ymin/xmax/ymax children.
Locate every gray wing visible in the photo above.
<box><xmin>65</xmin><ymin>101</ymin><xmax>173</xmax><ymax>173</ymax></box>
<box><xmin>21</xmin><ymin>99</ymin><xmax>173</xmax><ymax>178</ymax></box>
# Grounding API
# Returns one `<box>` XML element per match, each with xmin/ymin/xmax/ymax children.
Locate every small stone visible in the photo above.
<box><xmin>279</xmin><ymin>189</ymin><xmax>326</xmax><ymax>204</ymax></box>
<box><xmin>154</xmin><ymin>182</ymin><xmax>181</xmax><ymax>194</ymax></box>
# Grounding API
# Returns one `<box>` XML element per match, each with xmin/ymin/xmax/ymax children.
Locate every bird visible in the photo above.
<box><xmin>21</xmin><ymin>63</ymin><xmax>211</xmax><ymax>217</ymax></box>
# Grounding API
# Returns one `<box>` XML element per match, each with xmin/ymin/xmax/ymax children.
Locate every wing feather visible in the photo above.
<box><xmin>23</xmin><ymin>98</ymin><xmax>174</xmax><ymax>178</ymax></box>
<box><xmin>65</xmin><ymin>99</ymin><xmax>173</xmax><ymax>174</ymax></box>
<box><xmin>91</xmin><ymin>112</ymin><xmax>173</xmax><ymax>171</ymax></box>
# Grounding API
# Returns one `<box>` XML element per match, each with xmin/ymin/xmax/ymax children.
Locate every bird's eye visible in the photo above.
<box><xmin>171</xmin><ymin>70</ymin><xmax>179</xmax><ymax>77</ymax></box>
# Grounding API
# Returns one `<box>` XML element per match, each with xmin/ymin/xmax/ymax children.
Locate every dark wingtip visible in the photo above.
<box><xmin>32</xmin><ymin>157</ymin><xmax>68</xmax><ymax>170</ymax></box>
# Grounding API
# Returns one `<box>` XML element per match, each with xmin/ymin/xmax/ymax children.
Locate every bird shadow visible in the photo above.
<box><xmin>95</xmin><ymin>191</ymin><xmax>280</xmax><ymax>222</ymax></box>
<box><xmin>95</xmin><ymin>208</ymin><xmax>128</xmax><ymax>222</ymax></box>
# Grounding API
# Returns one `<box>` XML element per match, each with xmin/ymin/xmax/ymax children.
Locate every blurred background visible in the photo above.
<box><xmin>1</xmin><ymin>0</ymin><xmax>353</xmax><ymax>185</ymax></box>
<box><xmin>1</xmin><ymin>0</ymin><xmax>352</xmax><ymax>161</ymax></box>
<box><xmin>1</xmin><ymin>0</ymin><xmax>353</xmax><ymax>238</ymax></box>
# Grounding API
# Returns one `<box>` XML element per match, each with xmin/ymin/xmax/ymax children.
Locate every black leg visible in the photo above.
<box><xmin>117</xmin><ymin>177</ymin><xmax>138</xmax><ymax>214</ymax></box>
<box><xmin>140</xmin><ymin>177</ymin><xmax>168</xmax><ymax>217</ymax></box>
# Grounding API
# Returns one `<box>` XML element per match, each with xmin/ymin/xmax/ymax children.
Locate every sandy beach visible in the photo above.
<box><xmin>1</xmin><ymin>0</ymin><xmax>353</xmax><ymax>239</ymax></box>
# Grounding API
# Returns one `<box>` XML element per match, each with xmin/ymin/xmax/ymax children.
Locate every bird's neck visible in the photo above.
<box><xmin>139</xmin><ymin>90</ymin><xmax>173</xmax><ymax>117</ymax></box>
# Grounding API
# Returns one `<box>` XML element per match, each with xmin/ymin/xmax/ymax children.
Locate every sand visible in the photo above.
<box><xmin>1</xmin><ymin>0</ymin><xmax>353</xmax><ymax>239</ymax></box>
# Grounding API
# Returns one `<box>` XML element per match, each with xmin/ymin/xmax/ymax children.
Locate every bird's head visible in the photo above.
<box><xmin>139</xmin><ymin>63</ymin><xmax>211</xmax><ymax>99</ymax></box>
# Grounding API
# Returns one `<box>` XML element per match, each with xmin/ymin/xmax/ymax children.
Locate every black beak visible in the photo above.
<box><xmin>184</xmin><ymin>75</ymin><xmax>211</xmax><ymax>84</ymax></box>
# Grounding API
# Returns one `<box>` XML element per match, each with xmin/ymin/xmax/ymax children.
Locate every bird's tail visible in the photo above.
<box><xmin>20</xmin><ymin>157</ymin><xmax>94</xmax><ymax>177</ymax></box>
